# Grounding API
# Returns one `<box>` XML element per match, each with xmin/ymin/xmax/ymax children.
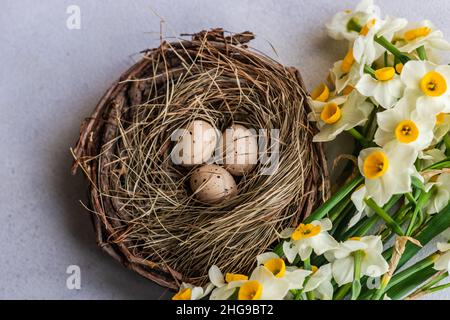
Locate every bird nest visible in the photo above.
<box><xmin>71</xmin><ymin>29</ymin><xmax>329</xmax><ymax>289</ymax></box>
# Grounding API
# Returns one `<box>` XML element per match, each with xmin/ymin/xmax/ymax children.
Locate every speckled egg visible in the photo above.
<box><xmin>174</xmin><ymin>120</ymin><xmax>218</xmax><ymax>167</ymax></box>
<box><xmin>219</xmin><ymin>124</ymin><xmax>258</xmax><ymax>176</ymax></box>
<box><xmin>190</xmin><ymin>164</ymin><xmax>238</xmax><ymax>204</ymax></box>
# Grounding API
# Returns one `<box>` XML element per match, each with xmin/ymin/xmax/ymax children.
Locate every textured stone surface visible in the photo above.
<box><xmin>0</xmin><ymin>0</ymin><xmax>448</xmax><ymax>299</ymax></box>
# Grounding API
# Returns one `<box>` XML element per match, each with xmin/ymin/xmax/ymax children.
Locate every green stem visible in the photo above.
<box><xmin>444</xmin><ymin>134</ymin><xmax>450</xmax><ymax>156</ymax></box>
<box><xmin>304</xmin><ymin>175</ymin><xmax>364</xmax><ymax>224</ymax></box>
<box><xmin>351</xmin><ymin>251</ymin><xmax>363</xmax><ymax>300</ymax></box>
<box><xmin>364</xmin><ymin>64</ymin><xmax>376</xmax><ymax>77</ymax></box>
<box><xmin>374</xmin><ymin>36</ymin><xmax>410</xmax><ymax>64</ymax></box>
<box><xmin>364</xmin><ymin>198</ymin><xmax>404</xmax><ymax>236</ymax></box>
<box><xmin>303</xmin><ymin>259</ymin><xmax>315</xmax><ymax>300</ymax></box>
<box><xmin>384</xmin><ymin>51</ymin><xmax>389</xmax><ymax>67</ymax></box>
<box><xmin>347</xmin><ymin>128</ymin><xmax>370</xmax><ymax>147</ymax></box>
<box><xmin>427</xmin><ymin>282</ymin><xmax>450</xmax><ymax>293</ymax></box>
<box><xmin>416</xmin><ymin>46</ymin><xmax>428</xmax><ymax>60</ymax></box>
<box><xmin>335</xmin><ymin>283</ymin><xmax>352</xmax><ymax>300</ymax></box>
<box><xmin>406</xmin><ymin>190</ymin><xmax>432</xmax><ymax>236</ymax></box>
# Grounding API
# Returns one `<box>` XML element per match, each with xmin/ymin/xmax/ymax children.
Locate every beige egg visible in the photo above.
<box><xmin>219</xmin><ymin>124</ymin><xmax>258</xmax><ymax>176</ymax></box>
<box><xmin>174</xmin><ymin>120</ymin><xmax>218</xmax><ymax>167</ymax></box>
<box><xmin>190</xmin><ymin>164</ymin><xmax>238</xmax><ymax>204</ymax></box>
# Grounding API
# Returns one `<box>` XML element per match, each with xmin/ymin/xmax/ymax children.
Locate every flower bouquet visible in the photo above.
<box><xmin>173</xmin><ymin>0</ymin><xmax>450</xmax><ymax>300</ymax></box>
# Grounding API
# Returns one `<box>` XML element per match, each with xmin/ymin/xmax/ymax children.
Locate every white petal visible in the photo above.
<box><xmin>332</xmin><ymin>256</ymin><xmax>355</xmax><ymax>286</ymax></box>
<box><xmin>283</xmin><ymin>241</ymin><xmax>299</xmax><ymax>263</ymax></box>
<box><xmin>315</xmin><ymin>218</ymin><xmax>333</xmax><ymax>231</ymax></box>
<box><xmin>284</xmin><ymin>269</ymin><xmax>312</xmax><ymax>290</ymax></box>
<box><xmin>304</xmin><ymin>264</ymin><xmax>332</xmax><ymax>292</ymax></box>
<box><xmin>433</xmin><ymin>251</ymin><xmax>450</xmax><ymax>273</ymax></box>
<box><xmin>279</xmin><ymin>228</ymin><xmax>294</xmax><ymax>239</ymax></box>
<box><xmin>298</xmin><ymin>244</ymin><xmax>314</xmax><ymax>261</ymax></box>
<box><xmin>208</xmin><ymin>265</ymin><xmax>225</xmax><ymax>287</ymax></box>
<box><xmin>361</xmin><ymin>252</ymin><xmax>389</xmax><ymax>277</ymax></box>
<box><xmin>191</xmin><ymin>287</ymin><xmax>204</xmax><ymax>300</ymax></box>
<box><xmin>310</xmin><ymin>232</ymin><xmax>340</xmax><ymax>255</ymax></box>
<box><xmin>210</xmin><ymin>286</ymin><xmax>236</xmax><ymax>300</ymax></box>
<box><xmin>256</xmin><ymin>252</ymin><xmax>280</xmax><ymax>266</ymax></box>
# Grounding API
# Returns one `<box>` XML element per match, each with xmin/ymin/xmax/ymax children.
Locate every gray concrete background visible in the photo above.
<box><xmin>0</xmin><ymin>0</ymin><xmax>448</xmax><ymax>299</ymax></box>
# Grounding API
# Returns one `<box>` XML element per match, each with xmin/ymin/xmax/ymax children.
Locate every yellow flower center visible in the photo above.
<box><xmin>292</xmin><ymin>223</ymin><xmax>321</xmax><ymax>241</ymax></box>
<box><xmin>320</xmin><ymin>103</ymin><xmax>342</xmax><ymax>124</ymax></box>
<box><xmin>436</xmin><ymin>113</ymin><xmax>446</xmax><ymax>125</ymax></box>
<box><xmin>395</xmin><ymin>120</ymin><xmax>420</xmax><ymax>144</ymax></box>
<box><xmin>363</xmin><ymin>151</ymin><xmax>389</xmax><ymax>179</ymax></box>
<box><xmin>375</xmin><ymin>67</ymin><xmax>396</xmax><ymax>81</ymax></box>
<box><xmin>420</xmin><ymin>71</ymin><xmax>447</xmax><ymax>97</ymax></box>
<box><xmin>395</xmin><ymin>63</ymin><xmax>404</xmax><ymax>74</ymax></box>
<box><xmin>311</xmin><ymin>265</ymin><xmax>319</xmax><ymax>274</ymax></box>
<box><xmin>172</xmin><ymin>288</ymin><xmax>191</xmax><ymax>300</ymax></box>
<box><xmin>342</xmin><ymin>85</ymin><xmax>354</xmax><ymax>95</ymax></box>
<box><xmin>341</xmin><ymin>48</ymin><xmax>355</xmax><ymax>73</ymax></box>
<box><xmin>360</xmin><ymin>19</ymin><xmax>376</xmax><ymax>36</ymax></box>
<box><xmin>225</xmin><ymin>273</ymin><xmax>249</xmax><ymax>283</ymax></box>
<box><xmin>263</xmin><ymin>258</ymin><xmax>286</xmax><ymax>278</ymax></box>
<box><xmin>238</xmin><ymin>281</ymin><xmax>263</xmax><ymax>300</ymax></box>
<box><xmin>311</xmin><ymin>83</ymin><xmax>330</xmax><ymax>102</ymax></box>
<box><xmin>404</xmin><ymin>27</ymin><xmax>432</xmax><ymax>41</ymax></box>
<box><xmin>349</xmin><ymin>236</ymin><xmax>361</xmax><ymax>241</ymax></box>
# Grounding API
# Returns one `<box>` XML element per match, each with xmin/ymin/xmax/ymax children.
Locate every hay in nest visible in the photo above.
<box><xmin>71</xmin><ymin>29</ymin><xmax>329</xmax><ymax>289</ymax></box>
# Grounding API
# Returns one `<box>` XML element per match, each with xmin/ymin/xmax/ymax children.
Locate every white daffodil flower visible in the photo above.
<box><xmin>325</xmin><ymin>236</ymin><xmax>389</xmax><ymax>286</ymax></box>
<box><xmin>356</xmin><ymin>67</ymin><xmax>404</xmax><ymax>109</ymax></box>
<box><xmin>326</xmin><ymin>0</ymin><xmax>380</xmax><ymax>41</ymax></box>
<box><xmin>227</xmin><ymin>266</ymin><xmax>290</xmax><ymax>300</ymax></box>
<box><xmin>330</xmin><ymin>56</ymin><xmax>361</xmax><ymax>95</ymax></box>
<box><xmin>358</xmin><ymin>143</ymin><xmax>418</xmax><ymax>207</ymax></box>
<box><xmin>427</xmin><ymin>173</ymin><xmax>450</xmax><ymax>214</ymax></box>
<box><xmin>419</xmin><ymin>148</ymin><xmax>446</xmax><ymax>169</ymax></box>
<box><xmin>172</xmin><ymin>282</ymin><xmax>214</xmax><ymax>300</ymax></box>
<box><xmin>354</xmin><ymin>16</ymin><xmax>407</xmax><ymax>68</ymax></box>
<box><xmin>433</xmin><ymin>112</ymin><xmax>450</xmax><ymax>144</ymax></box>
<box><xmin>395</xmin><ymin>20</ymin><xmax>450</xmax><ymax>53</ymax></box>
<box><xmin>401</xmin><ymin>60</ymin><xmax>450</xmax><ymax>117</ymax></box>
<box><xmin>303</xmin><ymin>264</ymin><xmax>334</xmax><ymax>300</ymax></box>
<box><xmin>256</xmin><ymin>252</ymin><xmax>311</xmax><ymax>290</ymax></box>
<box><xmin>208</xmin><ymin>265</ymin><xmax>248</xmax><ymax>300</ymax></box>
<box><xmin>280</xmin><ymin>218</ymin><xmax>339</xmax><ymax>262</ymax></box>
<box><xmin>434</xmin><ymin>229</ymin><xmax>450</xmax><ymax>274</ymax></box>
<box><xmin>308</xmin><ymin>91</ymin><xmax>373</xmax><ymax>142</ymax></box>
<box><xmin>349</xmin><ymin>185</ymin><xmax>374</xmax><ymax>228</ymax></box>
<box><xmin>374</xmin><ymin>96</ymin><xmax>435</xmax><ymax>151</ymax></box>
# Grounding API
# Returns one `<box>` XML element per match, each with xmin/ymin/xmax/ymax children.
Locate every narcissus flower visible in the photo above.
<box><xmin>325</xmin><ymin>236</ymin><xmax>389</xmax><ymax>286</ymax></box>
<box><xmin>434</xmin><ymin>230</ymin><xmax>450</xmax><ymax>274</ymax></box>
<box><xmin>256</xmin><ymin>253</ymin><xmax>311</xmax><ymax>290</ymax></box>
<box><xmin>281</xmin><ymin>218</ymin><xmax>339</xmax><ymax>262</ymax></box>
<box><xmin>353</xmin><ymin>16</ymin><xmax>407</xmax><ymax>68</ymax></box>
<box><xmin>401</xmin><ymin>61</ymin><xmax>450</xmax><ymax>117</ymax></box>
<box><xmin>208</xmin><ymin>265</ymin><xmax>248</xmax><ymax>300</ymax></box>
<box><xmin>308</xmin><ymin>92</ymin><xmax>373</xmax><ymax>142</ymax></box>
<box><xmin>374</xmin><ymin>96</ymin><xmax>435</xmax><ymax>151</ymax></box>
<box><xmin>427</xmin><ymin>173</ymin><xmax>450</xmax><ymax>214</ymax></box>
<box><xmin>326</xmin><ymin>0</ymin><xmax>380</xmax><ymax>41</ymax></box>
<box><xmin>349</xmin><ymin>185</ymin><xmax>373</xmax><ymax>228</ymax></box>
<box><xmin>433</xmin><ymin>112</ymin><xmax>450</xmax><ymax>144</ymax></box>
<box><xmin>229</xmin><ymin>266</ymin><xmax>289</xmax><ymax>300</ymax></box>
<box><xmin>172</xmin><ymin>282</ymin><xmax>213</xmax><ymax>300</ymax></box>
<box><xmin>358</xmin><ymin>143</ymin><xmax>418</xmax><ymax>206</ymax></box>
<box><xmin>303</xmin><ymin>264</ymin><xmax>334</xmax><ymax>300</ymax></box>
<box><xmin>419</xmin><ymin>148</ymin><xmax>446</xmax><ymax>170</ymax></box>
<box><xmin>395</xmin><ymin>20</ymin><xmax>450</xmax><ymax>53</ymax></box>
<box><xmin>330</xmin><ymin>56</ymin><xmax>361</xmax><ymax>94</ymax></box>
<box><xmin>356</xmin><ymin>66</ymin><xmax>404</xmax><ymax>108</ymax></box>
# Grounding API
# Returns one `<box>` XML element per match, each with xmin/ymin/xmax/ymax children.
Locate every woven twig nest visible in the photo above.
<box><xmin>71</xmin><ymin>29</ymin><xmax>329</xmax><ymax>289</ymax></box>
